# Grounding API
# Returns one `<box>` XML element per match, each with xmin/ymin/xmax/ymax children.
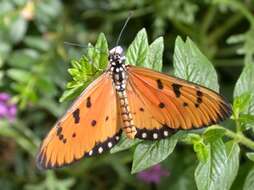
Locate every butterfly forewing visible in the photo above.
<box><xmin>127</xmin><ymin>66</ymin><xmax>232</xmax><ymax>140</ymax></box>
<box><xmin>36</xmin><ymin>73</ymin><xmax>122</xmax><ymax>169</ymax></box>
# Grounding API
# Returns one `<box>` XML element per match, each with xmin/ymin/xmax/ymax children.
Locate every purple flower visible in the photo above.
<box><xmin>0</xmin><ymin>92</ymin><xmax>17</xmax><ymax>122</ymax></box>
<box><xmin>137</xmin><ymin>164</ymin><xmax>169</xmax><ymax>184</ymax></box>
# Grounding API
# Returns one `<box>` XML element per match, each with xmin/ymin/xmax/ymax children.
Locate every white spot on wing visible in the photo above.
<box><xmin>153</xmin><ymin>133</ymin><xmax>158</xmax><ymax>139</ymax></box>
<box><xmin>89</xmin><ymin>150</ymin><xmax>93</xmax><ymax>156</ymax></box>
<box><xmin>98</xmin><ymin>147</ymin><xmax>103</xmax><ymax>153</ymax></box>
<box><xmin>108</xmin><ymin>142</ymin><xmax>113</xmax><ymax>148</ymax></box>
<box><xmin>142</xmin><ymin>133</ymin><xmax>147</xmax><ymax>138</ymax></box>
<box><xmin>164</xmin><ymin>131</ymin><xmax>169</xmax><ymax>137</ymax></box>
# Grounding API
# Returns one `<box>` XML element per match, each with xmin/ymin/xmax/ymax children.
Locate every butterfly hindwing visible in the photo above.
<box><xmin>36</xmin><ymin>73</ymin><xmax>122</xmax><ymax>169</ymax></box>
<box><xmin>127</xmin><ymin>66</ymin><xmax>232</xmax><ymax>140</ymax></box>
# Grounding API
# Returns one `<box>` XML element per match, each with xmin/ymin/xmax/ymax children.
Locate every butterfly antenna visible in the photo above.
<box><xmin>64</xmin><ymin>41</ymin><xmax>107</xmax><ymax>55</ymax></box>
<box><xmin>115</xmin><ymin>11</ymin><xmax>133</xmax><ymax>47</ymax></box>
<box><xmin>63</xmin><ymin>41</ymin><xmax>90</xmax><ymax>48</ymax></box>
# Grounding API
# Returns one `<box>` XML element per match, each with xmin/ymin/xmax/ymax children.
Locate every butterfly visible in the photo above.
<box><xmin>36</xmin><ymin>46</ymin><xmax>232</xmax><ymax>169</ymax></box>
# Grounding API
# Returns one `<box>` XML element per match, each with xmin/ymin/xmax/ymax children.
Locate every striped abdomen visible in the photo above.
<box><xmin>117</xmin><ymin>90</ymin><xmax>137</xmax><ymax>139</ymax></box>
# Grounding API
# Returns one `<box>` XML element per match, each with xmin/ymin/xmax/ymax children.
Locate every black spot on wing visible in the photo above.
<box><xmin>197</xmin><ymin>97</ymin><xmax>202</xmax><ymax>103</ymax></box>
<box><xmin>172</xmin><ymin>83</ymin><xmax>182</xmax><ymax>98</ymax></box>
<box><xmin>196</xmin><ymin>90</ymin><xmax>203</xmax><ymax>97</ymax></box>
<box><xmin>56</xmin><ymin>127</ymin><xmax>62</xmax><ymax>136</ymax></box>
<box><xmin>91</xmin><ymin>120</ymin><xmax>97</xmax><ymax>126</ymax></box>
<box><xmin>139</xmin><ymin>107</ymin><xmax>144</xmax><ymax>112</ymax></box>
<box><xmin>56</xmin><ymin>126</ymin><xmax>68</xmax><ymax>144</ymax></box>
<box><xmin>59</xmin><ymin>134</ymin><xmax>64</xmax><ymax>140</ymax></box>
<box><xmin>156</xmin><ymin>79</ymin><xmax>164</xmax><ymax>90</ymax></box>
<box><xmin>183</xmin><ymin>102</ymin><xmax>188</xmax><ymax>107</ymax></box>
<box><xmin>195</xmin><ymin>90</ymin><xmax>203</xmax><ymax>107</ymax></box>
<box><xmin>159</xmin><ymin>102</ymin><xmax>165</xmax><ymax>108</ymax></box>
<box><xmin>72</xmin><ymin>109</ymin><xmax>80</xmax><ymax>124</ymax></box>
<box><xmin>86</xmin><ymin>97</ymin><xmax>92</xmax><ymax>108</ymax></box>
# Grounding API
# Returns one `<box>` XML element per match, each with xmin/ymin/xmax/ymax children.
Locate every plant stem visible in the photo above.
<box><xmin>201</xmin><ymin>5</ymin><xmax>216</xmax><ymax>34</ymax></box>
<box><xmin>232</xmin><ymin>107</ymin><xmax>243</xmax><ymax>135</ymax></box>
<box><xmin>228</xmin><ymin>0</ymin><xmax>254</xmax><ymax>27</ymax></box>
<box><xmin>207</xmin><ymin>13</ymin><xmax>243</xmax><ymax>45</ymax></box>
<box><xmin>215</xmin><ymin>126</ymin><xmax>254</xmax><ymax>150</ymax></box>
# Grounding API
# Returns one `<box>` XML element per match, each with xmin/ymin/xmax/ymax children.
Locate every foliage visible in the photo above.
<box><xmin>1</xmin><ymin>0</ymin><xmax>254</xmax><ymax>190</ymax></box>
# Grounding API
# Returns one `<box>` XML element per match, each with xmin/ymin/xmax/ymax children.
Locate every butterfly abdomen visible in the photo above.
<box><xmin>117</xmin><ymin>90</ymin><xmax>137</xmax><ymax>139</ymax></box>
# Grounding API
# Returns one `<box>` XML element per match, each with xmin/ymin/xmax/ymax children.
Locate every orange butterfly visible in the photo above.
<box><xmin>36</xmin><ymin>46</ymin><xmax>232</xmax><ymax>169</ymax></box>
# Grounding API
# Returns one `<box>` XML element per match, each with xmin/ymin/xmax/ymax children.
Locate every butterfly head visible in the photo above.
<box><xmin>109</xmin><ymin>46</ymin><xmax>125</xmax><ymax>66</ymax></box>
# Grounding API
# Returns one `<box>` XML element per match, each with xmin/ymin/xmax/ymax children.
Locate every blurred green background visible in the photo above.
<box><xmin>0</xmin><ymin>0</ymin><xmax>254</xmax><ymax>189</ymax></box>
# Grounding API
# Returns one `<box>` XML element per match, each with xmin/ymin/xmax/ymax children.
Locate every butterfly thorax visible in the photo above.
<box><xmin>108</xmin><ymin>46</ymin><xmax>137</xmax><ymax>139</ymax></box>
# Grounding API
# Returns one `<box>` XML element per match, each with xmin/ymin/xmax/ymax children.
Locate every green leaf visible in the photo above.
<box><xmin>8</xmin><ymin>49</ymin><xmax>39</xmax><ymax>68</ymax></box>
<box><xmin>233</xmin><ymin>92</ymin><xmax>252</xmax><ymax>117</ymax></box>
<box><xmin>203</xmin><ymin>126</ymin><xmax>226</xmax><ymax>142</ymax></box>
<box><xmin>173</xmin><ymin>36</ymin><xmax>219</xmax><ymax>91</ymax></box>
<box><xmin>94</xmin><ymin>33</ymin><xmax>109</xmax><ymax>69</ymax></box>
<box><xmin>195</xmin><ymin>139</ymin><xmax>240</xmax><ymax>190</ymax></box>
<box><xmin>59</xmin><ymin>83</ymin><xmax>84</xmax><ymax>102</ymax></box>
<box><xmin>238</xmin><ymin>114</ymin><xmax>254</xmax><ymax>128</ymax></box>
<box><xmin>0</xmin><ymin>42</ymin><xmax>11</xmax><ymax>67</ymax></box>
<box><xmin>37</xmin><ymin>76</ymin><xmax>57</xmax><ymax>96</ymax></box>
<box><xmin>246</xmin><ymin>152</ymin><xmax>254</xmax><ymax>162</ymax></box>
<box><xmin>35</xmin><ymin>0</ymin><xmax>62</xmax><ymax>31</ymax></box>
<box><xmin>59</xmin><ymin>41</ymin><xmax>105</xmax><ymax>102</ymax></box>
<box><xmin>110</xmin><ymin>133</ymin><xmax>142</xmax><ymax>154</ymax></box>
<box><xmin>193</xmin><ymin>141</ymin><xmax>209</xmax><ymax>162</ymax></box>
<box><xmin>126</xmin><ymin>28</ymin><xmax>149</xmax><ymax>67</ymax></box>
<box><xmin>225</xmin><ymin>141</ymin><xmax>241</xmax><ymax>189</ymax></box>
<box><xmin>148</xmin><ymin>37</ymin><xmax>164</xmax><ymax>71</ymax></box>
<box><xmin>6</xmin><ymin>68</ymin><xmax>32</xmax><ymax>83</ymax></box>
<box><xmin>234</xmin><ymin>63</ymin><xmax>254</xmax><ymax>115</ymax></box>
<box><xmin>24</xmin><ymin>36</ymin><xmax>50</xmax><ymax>51</ymax></box>
<box><xmin>183</xmin><ymin>133</ymin><xmax>209</xmax><ymax>162</ymax></box>
<box><xmin>243</xmin><ymin>167</ymin><xmax>254</xmax><ymax>190</ymax></box>
<box><xmin>10</xmin><ymin>16</ymin><xmax>27</xmax><ymax>43</ymax></box>
<box><xmin>131</xmin><ymin>132</ymin><xmax>184</xmax><ymax>174</ymax></box>
<box><xmin>181</xmin><ymin>133</ymin><xmax>202</xmax><ymax>144</ymax></box>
